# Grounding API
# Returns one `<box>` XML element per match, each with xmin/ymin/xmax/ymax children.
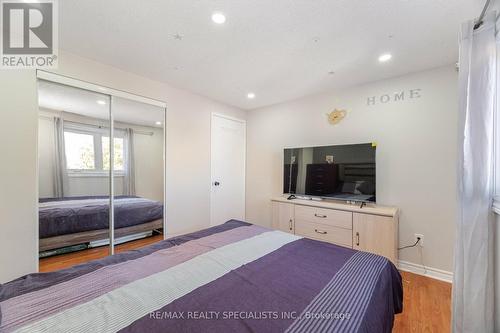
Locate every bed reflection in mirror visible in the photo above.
<box><xmin>37</xmin><ymin>78</ymin><xmax>165</xmax><ymax>268</ymax></box>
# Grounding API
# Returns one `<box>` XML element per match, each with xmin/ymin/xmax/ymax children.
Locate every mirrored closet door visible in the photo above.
<box><xmin>38</xmin><ymin>79</ymin><xmax>112</xmax><ymax>262</ymax></box>
<box><xmin>111</xmin><ymin>97</ymin><xmax>165</xmax><ymax>254</ymax></box>
<box><xmin>37</xmin><ymin>72</ymin><xmax>166</xmax><ymax>270</ymax></box>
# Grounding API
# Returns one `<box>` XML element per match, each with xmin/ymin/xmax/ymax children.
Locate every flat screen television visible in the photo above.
<box><xmin>284</xmin><ymin>143</ymin><xmax>376</xmax><ymax>202</ymax></box>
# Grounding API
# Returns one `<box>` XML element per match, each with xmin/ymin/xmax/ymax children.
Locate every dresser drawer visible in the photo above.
<box><xmin>295</xmin><ymin>220</ymin><xmax>353</xmax><ymax>247</ymax></box>
<box><xmin>295</xmin><ymin>205</ymin><xmax>352</xmax><ymax>229</ymax></box>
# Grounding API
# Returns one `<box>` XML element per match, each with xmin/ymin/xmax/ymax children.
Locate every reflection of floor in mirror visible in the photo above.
<box><xmin>39</xmin><ymin>234</ymin><xmax>163</xmax><ymax>273</ymax></box>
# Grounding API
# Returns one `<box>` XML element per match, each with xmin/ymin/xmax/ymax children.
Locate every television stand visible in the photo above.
<box><xmin>271</xmin><ymin>197</ymin><xmax>399</xmax><ymax>264</ymax></box>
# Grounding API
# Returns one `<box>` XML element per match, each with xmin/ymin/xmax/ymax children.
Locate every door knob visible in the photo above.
<box><xmin>214</xmin><ymin>181</ymin><xmax>220</xmax><ymax>186</ymax></box>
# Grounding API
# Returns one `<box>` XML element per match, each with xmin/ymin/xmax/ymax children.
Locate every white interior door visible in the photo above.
<box><xmin>211</xmin><ymin>114</ymin><xmax>246</xmax><ymax>226</ymax></box>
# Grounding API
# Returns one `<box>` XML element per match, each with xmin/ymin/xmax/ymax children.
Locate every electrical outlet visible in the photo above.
<box><xmin>414</xmin><ymin>234</ymin><xmax>424</xmax><ymax>247</ymax></box>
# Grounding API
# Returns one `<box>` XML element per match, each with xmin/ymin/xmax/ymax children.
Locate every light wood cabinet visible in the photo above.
<box><xmin>294</xmin><ymin>205</ymin><xmax>352</xmax><ymax>229</ymax></box>
<box><xmin>353</xmin><ymin>213</ymin><xmax>398</xmax><ymax>264</ymax></box>
<box><xmin>295</xmin><ymin>220</ymin><xmax>353</xmax><ymax>248</ymax></box>
<box><xmin>271</xmin><ymin>197</ymin><xmax>399</xmax><ymax>265</ymax></box>
<box><xmin>272</xmin><ymin>202</ymin><xmax>295</xmax><ymax>234</ymax></box>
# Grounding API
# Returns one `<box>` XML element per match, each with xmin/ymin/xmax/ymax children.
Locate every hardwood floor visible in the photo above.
<box><xmin>40</xmin><ymin>239</ymin><xmax>452</xmax><ymax>332</ymax></box>
<box><xmin>393</xmin><ymin>271</ymin><xmax>452</xmax><ymax>333</ymax></box>
<box><xmin>39</xmin><ymin>234</ymin><xmax>164</xmax><ymax>272</ymax></box>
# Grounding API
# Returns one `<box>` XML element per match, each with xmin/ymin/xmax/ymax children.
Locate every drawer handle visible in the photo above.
<box><xmin>315</xmin><ymin>229</ymin><xmax>327</xmax><ymax>235</ymax></box>
<box><xmin>314</xmin><ymin>213</ymin><xmax>327</xmax><ymax>218</ymax></box>
<box><xmin>289</xmin><ymin>219</ymin><xmax>293</xmax><ymax>231</ymax></box>
<box><xmin>356</xmin><ymin>232</ymin><xmax>360</xmax><ymax>246</ymax></box>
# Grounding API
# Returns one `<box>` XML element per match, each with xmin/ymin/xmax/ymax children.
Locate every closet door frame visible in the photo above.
<box><xmin>109</xmin><ymin>96</ymin><xmax>115</xmax><ymax>254</ymax></box>
<box><xmin>36</xmin><ymin>70</ymin><xmax>167</xmax><ymax>259</ymax></box>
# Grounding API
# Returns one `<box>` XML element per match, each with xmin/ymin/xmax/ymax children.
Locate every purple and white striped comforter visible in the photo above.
<box><xmin>0</xmin><ymin>220</ymin><xmax>403</xmax><ymax>333</ymax></box>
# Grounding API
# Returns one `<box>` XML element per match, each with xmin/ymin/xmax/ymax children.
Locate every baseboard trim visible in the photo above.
<box><xmin>397</xmin><ymin>260</ymin><xmax>453</xmax><ymax>283</ymax></box>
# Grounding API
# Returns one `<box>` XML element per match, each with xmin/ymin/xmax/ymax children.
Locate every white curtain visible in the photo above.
<box><xmin>53</xmin><ymin>116</ymin><xmax>67</xmax><ymax>198</ymax></box>
<box><xmin>124</xmin><ymin>128</ymin><xmax>136</xmax><ymax>196</ymax></box>
<box><xmin>452</xmin><ymin>12</ymin><xmax>497</xmax><ymax>333</ymax></box>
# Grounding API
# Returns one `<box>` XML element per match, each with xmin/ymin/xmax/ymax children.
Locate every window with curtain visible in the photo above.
<box><xmin>63</xmin><ymin>122</ymin><xmax>125</xmax><ymax>175</ymax></box>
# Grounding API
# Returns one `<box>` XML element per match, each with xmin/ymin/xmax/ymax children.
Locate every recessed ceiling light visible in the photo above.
<box><xmin>378</xmin><ymin>53</ymin><xmax>392</xmax><ymax>62</ymax></box>
<box><xmin>97</xmin><ymin>100</ymin><xmax>106</xmax><ymax>105</ymax></box>
<box><xmin>155</xmin><ymin>121</ymin><xmax>162</xmax><ymax>125</ymax></box>
<box><xmin>212</xmin><ymin>12</ymin><xmax>226</xmax><ymax>24</ymax></box>
<box><xmin>247</xmin><ymin>92</ymin><xmax>256</xmax><ymax>99</ymax></box>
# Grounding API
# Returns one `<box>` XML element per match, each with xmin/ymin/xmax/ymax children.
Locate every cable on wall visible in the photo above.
<box><xmin>398</xmin><ymin>237</ymin><xmax>421</xmax><ymax>251</ymax></box>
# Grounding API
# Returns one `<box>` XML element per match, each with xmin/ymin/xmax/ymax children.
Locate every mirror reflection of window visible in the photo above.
<box><xmin>64</xmin><ymin>131</ymin><xmax>96</xmax><ymax>170</ymax></box>
<box><xmin>62</xmin><ymin>124</ymin><xmax>126</xmax><ymax>173</ymax></box>
<box><xmin>102</xmin><ymin>136</ymin><xmax>125</xmax><ymax>171</ymax></box>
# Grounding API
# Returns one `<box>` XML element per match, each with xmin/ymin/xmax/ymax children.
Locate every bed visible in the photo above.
<box><xmin>1</xmin><ymin>220</ymin><xmax>403</xmax><ymax>332</ymax></box>
<box><xmin>39</xmin><ymin>196</ymin><xmax>163</xmax><ymax>251</ymax></box>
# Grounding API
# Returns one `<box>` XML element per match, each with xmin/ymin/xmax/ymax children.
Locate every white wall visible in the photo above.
<box><xmin>0</xmin><ymin>51</ymin><xmax>245</xmax><ymax>283</ymax></box>
<box><xmin>246</xmin><ymin>65</ymin><xmax>458</xmax><ymax>272</ymax></box>
<box><xmin>0</xmin><ymin>71</ymin><xmax>39</xmax><ymax>283</ymax></box>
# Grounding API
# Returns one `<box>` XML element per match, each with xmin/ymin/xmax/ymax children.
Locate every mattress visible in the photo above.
<box><xmin>0</xmin><ymin>220</ymin><xmax>403</xmax><ymax>333</ymax></box>
<box><xmin>38</xmin><ymin>196</ymin><xmax>163</xmax><ymax>238</ymax></box>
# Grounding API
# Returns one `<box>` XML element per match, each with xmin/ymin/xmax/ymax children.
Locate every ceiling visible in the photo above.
<box><xmin>38</xmin><ymin>80</ymin><xmax>165</xmax><ymax>127</ymax></box>
<box><xmin>59</xmin><ymin>0</ymin><xmax>484</xmax><ymax>110</ymax></box>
